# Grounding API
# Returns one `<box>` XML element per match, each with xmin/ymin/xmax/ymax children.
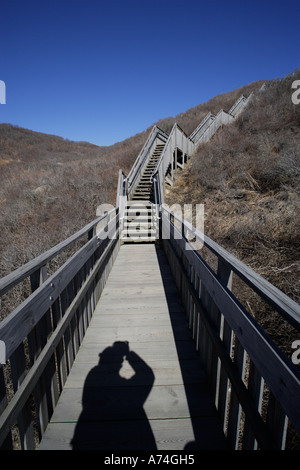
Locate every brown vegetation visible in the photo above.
<box><xmin>0</xmin><ymin>80</ymin><xmax>263</xmax><ymax>280</ymax></box>
<box><xmin>165</xmin><ymin>72</ymin><xmax>300</xmax><ymax>357</ymax></box>
<box><xmin>0</xmin><ymin>72</ymin><xmax>299</xmax><ymax>449</ymax></box>
<box><xmin>0</xmin><ymin>125</ymin><xmax>146</xmax><ymax>272</ymax></box>
<box><xmin>1</xmin><ymin>74</ymin><xmax>298</xmax><ymax>330</ymax></box>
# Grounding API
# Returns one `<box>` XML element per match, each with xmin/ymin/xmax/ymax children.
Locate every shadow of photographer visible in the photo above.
<box><xmin>71</xmin><ymin>341</ymin><xmax>157</xmax><ymax>450</ymax></box>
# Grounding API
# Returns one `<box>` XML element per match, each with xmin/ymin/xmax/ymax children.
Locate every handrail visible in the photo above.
<box><xmin>162</xmin><ymin>206</ymin><xmax>300</xmax><ymax>329</ymax></box>
<box><xmin>116</xmin><ymin>169</ymin><xmax>126</xmax><ymax>206</ymax></box>
<box><xmin>116</xmin><ymin>169</ymin><xmax>127</xmax><ymax>222</ymax></box>
<box><xmin>134</xmin><ymin>92</ymin><xmax>255</xmax><ymax>207</ymax></box>
<box><xmin>228</xmin><ymin>94</ymin><xmax>246</xmax><ymax>115</ymax></box>
<box><xmin>0</xmin><ymin>209</ymin><xmax>120</xmax><ymax>449</ymax></box>
<box><xmin>126</xmin><ymin>125</ymin><xmax>168</xmax><ymax>193</ymax></box>
<box><xmin>161</xmin><ymin>206</ymin><xmax>300</xmax><ymax>449</ymax></box>
<box><xmin>127</xmin><ymin>125</ymin><xmax>157</xmax><ymax>184</ymax></box>
<box><xmin>1</xmin><ymin>85</ymin><xmax>280</xmax><ymax>450</ymax></box>
<box><xmin>151</xmin><ymin>95</ymin><xmax>248</xmax><ymax>184</ymax></box>
<box><xmin>0</xmin><ymin>209</ymin><xmax>115</xmax><ymax>297</ymax></box>
<box><xmin>153</xmin><ymin>175</ymin><xmax>161</xmax><ymax>220</ymax></box>
<box><xmin>151</xmin><ymin>123</ymin><xmax>177</xmax><ymax>180</ymax></box>
<box><xmin>151</xmin><ymin>123</ymin><xmax>193</xmax><ymax>180</ymax></box>
<box><xmin>189</xmin><ymin>112</ymin><xmax>215</xmax><ymax>141</ymax></box>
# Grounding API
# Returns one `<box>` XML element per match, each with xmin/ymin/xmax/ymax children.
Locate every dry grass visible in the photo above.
<box><xmin>1</xmin><ymin>75</ymin><xmax>298</xmax><ymax>348</ymax></box>
<box><xmin>0</xmin><ymin>125</ymin><xmax>146</xmax><ymax>269</ymax></box>
<box><xmin>165</xmin><ymin>72</ymin><xmax>300</xmax><ymax>449</ymax></box>
<box><xmin>0</xmin><ymin>70</ymin><xmax>299</xmax><ymax>449</ymax></box>
<box><xmin>0</xmin><ymin>79</ymin><xmax>263</xmax><ymax>280</ymax></box>
<box><xmin>165</xmin><ymin>72</ymin><xmax>300</xmax><ymax>353</ymax></box>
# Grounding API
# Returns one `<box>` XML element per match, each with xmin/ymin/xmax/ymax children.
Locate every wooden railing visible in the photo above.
<box><xmin>151</xmin><ymin>94</ymin><xmax>252</xmax><ymax>193</ymax></box>
<box><xmin>126</xmin><ymin>126</ymin><xmax>168</xmax><ymax>200</ymax></box>
<box><xmin>159</xmin><ymin>204</ymin><xmax>300</xmax><ymax>450</ymax></box>
<box><xmin>189</xmin><ymin>111</ymin><xmax>216</xmax><ymax>144</ymax></box>
<box><xmin>151</xmin><ymin>123</ymin><xmax>193</xmax><ymax>197</ymax></box>
<box><xmin>1</xmin><ymin>85</ymin><xmax>296</xmax><ymax>451</ymax></box>
<box><xmin>0</xmin><ymin>209</ymin><xmax>120</xmax><ymax>449</ymax></box>
<box><xmin>228</xmin><ymin>93</ymin><xmax>253</xmax><ymax>117</ymax></box>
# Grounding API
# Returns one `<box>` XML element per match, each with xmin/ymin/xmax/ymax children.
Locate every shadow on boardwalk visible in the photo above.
<box><xmin>155</xmin><ymin>245</ymin><xmax>228</xmax><ymax>450</ymax></box>
<box><xmin>71</xmin><ymin>341</ymin><xmax>157</xmax><ymax>450</ymax></box>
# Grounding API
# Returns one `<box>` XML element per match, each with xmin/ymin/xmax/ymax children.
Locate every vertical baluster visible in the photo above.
<box><xmin>214</xmin><ymin>257</ymin><xmax>233</xmax><ymax>423</ymax></box>
<box><xmin>10</xmin><ymin>343</ymin><xmax>35</xmax><ymax>449</ymax></box>
<box><xmin>197</xmin><ymin>278</ymin><xmax>206</xmax><ymax>361</ymax></box>
<box><xmin>85</xmin><ymin>245</ymin><xmax>95</xmax><ymax>327</ymax></box>
<box><xmin>0</xmin><ymin>367</ymin><xmax>13</xmax><ymax>449</ymax></box>
<box><xmin>242</xmin><ymin>361</ymin><xmax>264</xmax><ymax>449</ymax></box>
<box><xmin>60</xmin><ymin>288</ymin><xmax>74</xmax><ymax>374</ymax></box>
<box><xmin>217</xmin><ymin>316</ymin><xmax>233</xmax><ymax>435</ymax></box>
<box><xmin>198</xmin><ymin>282</ymin><xmax>210</xmax><ymax>372</ymax></box>
<box><xmin>205</xmin><ymin>296</ymin><xmax>221</xmax><ymax>401</ymax></box>
<box><xmin>194</xmin><ymin>274</ymin><xmax>201</xmax><ymax>351</ymax></box>
<box><xmin>266</xmin><ymin>391</ymin><xmax>288</xmax><ymax>449</ymax></box>
<box><xmin>69</xmin><ymin>279</ymin><xmax>80</xmax><ymax>358</ymax></box>
<box><xmin>74</xmin><ymin>269</ymin><xmax>84</xmax><ymax>345</ymax></box>
<box><xmin>227</xmin><ymin>336</ymin><xmax>246</xmax><ymax>449</ymax></box>
<box><xmin>51</xmin><ymin>297</ymin><xmax>67</xmax><ymax>391</ymax></box>
<box><xmin>27</xmin><ymin>265</ymin><xmax>49</xmax><ymax>441</ymax></box>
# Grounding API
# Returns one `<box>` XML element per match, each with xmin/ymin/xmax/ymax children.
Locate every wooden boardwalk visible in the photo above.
<box><xmin>39</xmin><ymin>244</ymin><xmax>227</xmax><ymax>450</ymax></box>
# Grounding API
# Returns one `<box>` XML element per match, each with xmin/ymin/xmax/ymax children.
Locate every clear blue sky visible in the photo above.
<box><xmin>0</xmin><ymin>0</ymin><xmax>299</xmax><ymax>146</ymax></box>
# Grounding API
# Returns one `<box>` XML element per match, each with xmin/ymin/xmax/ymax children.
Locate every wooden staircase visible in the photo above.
<box><xmin>121</xmin><ymin>143</ymin><xmax>164</xmax><ymax>243</ymax></box>
<box><xmin>121</xmin><ymin>201</ymin><xmax>158</xmax><ymax>243</ymax></box>
<box><xmin>131</xmin><ymin>143</ymin><xmax>165</xmax><ymax>201</ymax></box>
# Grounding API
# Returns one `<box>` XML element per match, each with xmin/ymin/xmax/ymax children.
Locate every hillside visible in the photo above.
<box><xmin>0</xmin><ymin>79</ymin><xmax>263</xmax><ymax>281</ymax></box>
<box><xmin>0</xmin><ymin>125</ymin><xmax>145</xmax><ymax>272</ymax></box>
<box><xmin>0</xmin><ymin>73</ymin><xmax>299</xmax><ymax>448</ymax></box>
<box><xmin>165</xmin><ymin>72</ymin><xmax>300</xmax><ymax>355</ymax></box>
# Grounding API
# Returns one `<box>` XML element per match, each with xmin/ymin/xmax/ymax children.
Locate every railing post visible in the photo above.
<box><xmin>28</xmin><ymin>264</ymin><xmax>59</xmax><ymax>441</ymax></box>
<box><xmin>10</xmin><ymin>345</ymin><xmax>36</xmax><ymax>449</ymax></box>
<box><xmin>217</xmin><ymin>259</ymin><xmax>233</xmax><ymax>290</ymax></box>
<box><xmin>30</xmin><ymin>265</ymin><xmax>47</xmax><ymax>292</ymax></box>
<box><xmin>214</xmin><ymin>257</ymin><xmax>233</xmax><ymax>428</ymax></box>
<box><xmin>0</xmin><ymin>370</ymin><xmax>13</xmax><ymax>449</ymax></box>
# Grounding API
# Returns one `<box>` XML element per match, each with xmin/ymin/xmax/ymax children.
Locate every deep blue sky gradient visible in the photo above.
<box><xmin>0</xmin><ymin>0</ymin><xmax>299</xmax><ymax>146</ymax></box>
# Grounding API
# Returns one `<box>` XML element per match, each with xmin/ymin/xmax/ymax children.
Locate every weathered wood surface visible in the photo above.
<box><xmin>160</xmin><ymin>209</ymin><xmax>300</xmax><ymax>449</ymax></box>
<box><xmin>0</xmin><ymin>210</ymin><xmax>116</xmax><ymax>297</ymax></box>
<box><xmin>39</xmin><ymin>244</ymin><xmax>227</xmax><ymax>450</ymax></box>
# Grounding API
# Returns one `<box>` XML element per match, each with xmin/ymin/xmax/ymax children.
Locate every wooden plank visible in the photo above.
<box><xmin>64</xmin><ymin>359</ymin><xmax>206</xmax><ymax>388</ymax></box>
<box><xmin>0</xmin><ymin>235</ymin><xmax>120</xmax><ymax>448</ymax></box>
<box><xmin>242</xmin><ymin>361</ymin><xmax>264</xmax><ymax>449</ymax></box>
<box><xmin>0</xmin><ymin>217</ymin><xmax>119</xmax><ymax>360</ymax></box>
<box><xmin>0</xmin><ymin>368</ymin><xmax>13</xmax><ymax>449</ymax></box>
<box><xmin>163</xmin><ymin>210</ymin><xmax>300</xmax><ymax>328</ymax></box>
<box><xmin>217</xmin><ymin>315</ymin><xmax>232</xmax><ymax>433</ymax></box>
<box><xmin>39</xmin><ymin>244</ymin><xmax>227</xmax><ymax>450</ymax></box>
<box><xmin>162</xmin><ymin>214</ymin><xmax>300</xmax><ymax>437</ymax></box>
<box><xmin>81</xmin><ymin>325</ymin><xmax>192</xmax><ymax>344</ymax></box>
<box><xmin>0</xmin><ymin>211</ymin><xmax>115</xmax><ymax>296</ymax></box>
<box><xmin>162</xmin><ymin>232</ymin><xmax>279</xmax><ymax>449</ymax></box>
<box><xmin>48</xmin><ymin>383</ymin><xmax>216</xmax><ymax>423</ymax></box>
<box><xmin>38</xmin><ymin>416</ymin><xmax>226</xmax><ymax>451</ymax></box>
<box><xmin>227</xmin><ymin>336</ymin><xmax>246</xmax><ymax>449</ymax></box>
<box><xmin>71</xmin><ymin>340</ymin><xmax>200</xmax><ymax>364</ymax></box>
<box><xmin>10</xmin><ymin>343</ymin><xmax>35</xmax><ymax>449</ymax></box>
<box><xmin>266</xmin><ymin>391</ymin><xmax>288</xmax><ymax>449</ymax></box>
